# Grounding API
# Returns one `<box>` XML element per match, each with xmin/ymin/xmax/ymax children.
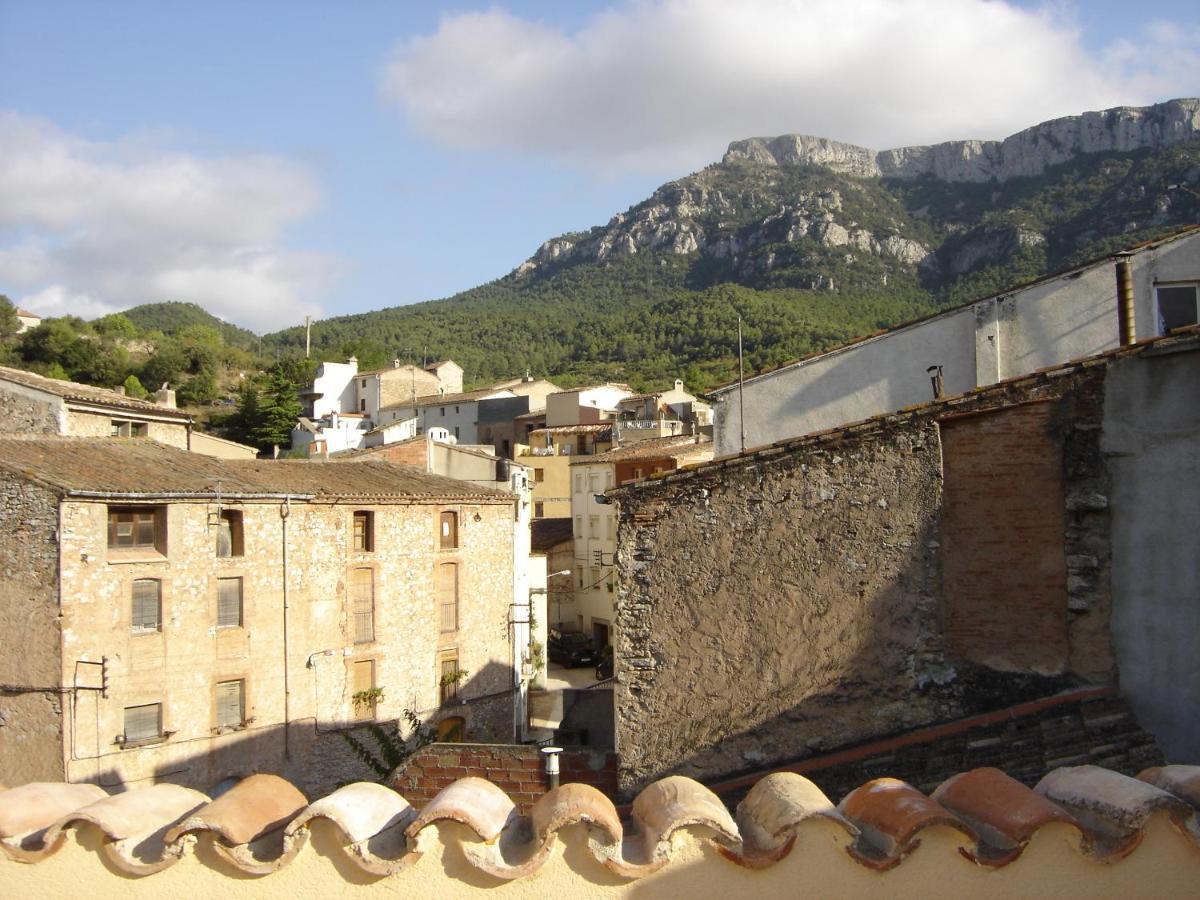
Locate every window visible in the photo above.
<box><xmin>578</xmin><ymin>570</ymin><xmax>585</xmax><ymax>588</ymax></box>
<box><xmin>534</xmin><ymin>468</ymin><xmax>545</xmax><ymax>483</ymax></box>
<box><xmin>590</xmin><ymin>566</ymin><xmax>601</xmax><ymax>592</ymax></box>
<box><xmin>361</xmin><ymin>378</ymin><xmax>367</xmax><ymax>388</ymax></box>
<box><xmin>352</xmin><ymin>659</ymin><xmax>376</xmax><ymax>720</ymax></box>
<box><xmin>216</xmin><ymin>509</ymin><xmax>244</xmax><ymax>557</ymax></box>
<box><xmin>123</xmin><ymin>703</ymin><xmax>162</xmax><ymax>744</ymax></box>
<box><xmin>215</xmin><ymin>679</ymin><xmax>245</xmax><ymax>729</ymax></box>
<box><xmin>440</xmin><ymin>407</ymin><xmax>446</xmax><ymax>416</ymax></box>
<box><xmin>633</xmin><ymin>467</ymin><xmax>644</xmax><ymax>479</ymax></box>
<box><xmin>454</xmin><ymin>405</ymin><xmax>460</xmax><ymax>414</ymax></box>
<box><xmin>534</xmin><ymin>501</ymin><xmax>545</xmax><ymax>518</ymax></box>
<box><xmin>588</xmin><ymin>515</ymin><xmax>600</xmax><ymax>538</ymax></box>
<box><xmin>110</xmin><ymin>421</ymin><xmax>148</xmax><ymax>438</ymax></box>
<box><xmin>574</xmin><ymin>515</ymin><xmax>583</xmax><ymax>538</ymax></box>
<box><xmin>439</xmin><ymin>654</ymin><xmax>460</xmax><ymax>704</ymax></box>
<box><xmin>360</xmin><ymin>399</ymin><xmax>366</xmax><ymax>412</ymax></box>
<box><xmin>574</xmin><ymin>473</ymin><xmax>584</xmax><ymax>493</ymax></box>
<box><xmin>217</xmin><ymin>577</ymin><xmax>243</xmax><ymax>628</ymax></box>
<box><xmin>589</xmin><ymin>473</ymin><xmax>602</xmax><ymax>493</ymax></box>
<box><xmin>350</xmin><ymin>568</ymin><xmax>375</xmax><ymax>643</ymax></box>
<box><xmin>439</xmin><ymin>510</ymin><xmax>458</xmax><ymax>549</ymax></box>
<box><xmin>131</xmin><ymin>579</ymin><xmax>161</xmax><ymax>633</ymax></box>
<box><xmin>438</xmin><ymin>562</ymin><xmax>459</xmax><ymax>632</ymax></box>
<box><xmin>606</xmin><ymin>471</ymin><xmax>614</xmax><ymax>489</ymax></box>
<box><xmin>606</xmin><ymin>515</ymin><xmax>615</xmax><ymax>541</ymax></box>
<box><xmin>352</xmin><ymin>511</ymin><xmax>374</xmax><ymax>552</ymax></box>
<box><xmin>108</xmin><ymin>507</ymin><xmax>164</xmax><ymax>552</ymax></box>
<box><xmin>453</xmin><ymin>426</ymin><xmax>460</xmax><ymax>440</ymax></box>
<box><xmin>1156</xmin><ymin>283</ymin><xmax>1199</xmax><ymax>334</ymax></box>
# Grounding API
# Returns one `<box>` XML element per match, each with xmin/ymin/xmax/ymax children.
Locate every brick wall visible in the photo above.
<box><xmin>941</xmin><ymin>402</ymin><xmax>1068</xmax><ymax>674</ymax></box>
<box><xmin>391</xmin><ymin>743</ymin><xmax>618</xmax><ymax>812</ymax></box>
<box><xmin>360</xmin><ymin>440</ymin><xmax>428</xmax><ymax>467</ymax></box>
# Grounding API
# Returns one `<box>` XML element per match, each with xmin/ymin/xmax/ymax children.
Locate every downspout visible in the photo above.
<box><xmin>279</xmin><ymin>496</ymin><xmax>292</xmax><ymax>760</ymax></box>
<box><xmin>1115</xmin><ymin>257</ymin><xmax>1136</xmax><ymax>346</ymax></box>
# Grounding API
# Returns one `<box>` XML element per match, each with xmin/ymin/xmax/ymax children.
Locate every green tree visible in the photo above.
<box><xmin>0</xmin><ymin>295</ymin><xmax>19</xmax><ymax>337</ymax></box>
<box><xmin>232</xmin><ymin>372</ymin><xmax>300</xmax><ymax>451</ymax></box>
<box><xmin>139</xmin><ymin>340</ymin><xmax>188</xmax><ymax>389</ymax></box>
<box><xmin>122</xmin><ymin>374</ymin><xmax>149</xmax><ymax>399</ymax></box>
<box><xmin>177</xmin><ymin>371</ymin><xmax>218</xmax><ymax>407</ymax></box>
<box><xmin>92</xmin><ymin>313</ymin><xmax>139</xmax><ymax>339</ymax></box>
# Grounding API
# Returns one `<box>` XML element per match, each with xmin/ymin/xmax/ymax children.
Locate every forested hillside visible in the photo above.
<box><xmin>263</xmin><ymin>136</ymin><xmax>1200</xmax><ymax>391</ymax></box>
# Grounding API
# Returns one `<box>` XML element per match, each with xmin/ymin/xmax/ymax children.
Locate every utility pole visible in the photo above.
<box><xmin>737</xmin><ymin>315</ymin><xmax>746</xmax><ymax>454</ymax></box>
<box><xmin>304</xmin><ymin>316</ymin><xmax>312</xmax><ymax>358</ymax></box>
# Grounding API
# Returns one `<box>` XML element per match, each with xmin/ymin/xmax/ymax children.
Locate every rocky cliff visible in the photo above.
<box><xmin>724</xmin><ymin>98</ymin><xmax>1200</xmax><ymax>182</ymax></box>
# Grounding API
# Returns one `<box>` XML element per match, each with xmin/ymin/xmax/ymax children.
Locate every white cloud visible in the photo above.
<box><xmin>0</xmin><ymin>112</ymin><xmax>339</xmax><ymax>332</ymax></box>
<box><xmin>381</xmin><ymin>0</ymin><xmax>1199</xmax><ymax>174</ymax></box>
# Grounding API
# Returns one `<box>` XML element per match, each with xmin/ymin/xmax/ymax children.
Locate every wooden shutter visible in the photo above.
<box><xmin>217</xmin><ymin>578</ymin><xmax>242</xmax><ymax>628</ymax></box>
<box><xmin>351</xmin><ymin>568</ymin><xmax>374</xmax><ymax>643</ymax></box>
<box><xmin>124</xmin><ymin>703</ymin><xmax>161</xmax><ymax>742</ymax></box>
<box><xmin>440</xmin><ymin>656</ymin><xmax>459</xmax><ymax>703</ymax></box>
<box><xmin>437</xmin><ymin>563</ymin><xmax>458</xmax><ymax>632</ymax></box>
<box><xmin>353</xmin><ymin>511</ymin><xmax>373</xmax><ymax>552</ymax></box>
<box><xmin>216</xmin><ymin>680</ymin><xmax>244</xmax><ymax>727</ymax></box>
<box><xmin>439</xmin><ymin>511</ymin><xmax>458</xmax><ymax>549</ymax></box>
<box><xmin>131</xmin><ymin>579</ymin><xmax>161</xmax><ymax>632</ymax></box>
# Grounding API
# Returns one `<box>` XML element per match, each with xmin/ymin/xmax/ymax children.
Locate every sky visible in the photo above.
<box><xmin>1</xmin><ymin>0</ymin><xmax>1198</xmax><ymax>334</ymax></box>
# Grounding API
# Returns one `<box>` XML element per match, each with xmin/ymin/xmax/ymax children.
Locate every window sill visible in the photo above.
<box><xmin>117</xmin><ymin>732</ymin><xmax>172</xmax><ymax>749</ymax></box>
<box><xmin>107</xmin><ymin>550</ymin><xmax>168</xmax><ymax>565</ymax></box>
<box><xmin>131</xmin><ymin>628</ymin><xmax>162</xmax><ymax>637</ymax></box>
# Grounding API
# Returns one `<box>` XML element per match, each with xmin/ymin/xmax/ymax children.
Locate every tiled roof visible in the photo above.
<box><xmin>0</xmin><ymin>365</ymin><xmax>191</xmax><ymax>419</ymax></box>
<box><xmin>0</xmin><ymin>762</ymin><xmax>1196</xmax><ymax>879</ymax></box>
<box><xmin>579</xmin><ymin>435</ymin><xmax>711</xmax><ymax>465</ymax></box>
<box><xmin>529</xmin><ymin>423</ymin><xmax>614</xmax><ymax>436</ymax></box>
<box><xmin>0</xmin><ymin>438</ymin><xmax>512</xmax><ymax>502</ymax></box>
<box><xmin>707</xmin><ymin>224</ymin><xmax>1200</xmax><ymax>395</ymax></box>
<box><xmin>531</xmin><ymin>516</ymin><xmax>574</xmax><ymax>551</ymax></box>
<box><xmin>14</xmin><ymin>308</ymin><xmax>40</xmax><ymax>318</ymax></box>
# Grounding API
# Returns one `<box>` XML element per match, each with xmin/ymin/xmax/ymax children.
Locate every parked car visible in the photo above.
<box><xmin>548</xmin><ymin>631</ymin><xmax>597</xmax><ymax>668</ymax></box>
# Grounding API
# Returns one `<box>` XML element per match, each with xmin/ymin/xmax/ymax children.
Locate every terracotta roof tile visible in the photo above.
<box><xmin>0</xmin><ymin>437</ymin><xmax>512</xmax><ymax>502</ymax></box>
<box><xmin>932</xmin><ymin>767</ymin><xmax>1079</xmax><ymax>862</ymax></box>
<box><xmin>838</xmin><ymin>777</ymin><xmax>975</xmax><ymax>867</ymax></box>
<box><xmin>580</xmin><ymin>435</ymin><xmax>711</xmax><ymax>465</ymax></box>
<box><xmin>0</xmin><ymin>365</ymin><xmax>190</xmax><ymax>419</ymax></box>
<box><xmin>1138</xmin><ymin>765</ymin><xmax>1200</xmax><ymax>810</ymax></box>
<box><xmin>1</xmin><ymin>760</ymin><xmax>1198</xmax><ymax>882</ymax></box>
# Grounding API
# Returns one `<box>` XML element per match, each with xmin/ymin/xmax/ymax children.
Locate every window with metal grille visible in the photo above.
<box><xmin>439</xmin><ymin>655</ymin><xmax>460</xmax><ymax>704</ymax></box>
<box><xmin>437</xmin><ymin>562</ymin><xmax>458</xmax><ymax>632</ymax></box>
<box><xmin>131</xmin><ymin>579</ymin><xmax>161</xmax><ymax>633</ymax></box>
<box><xmin>216</xmin><ymin>510</ymin><xmax>244</xmax><ymax>557</ymax></box>
<box><xmin>217</xmin><ymin>577</ymin><xmax>242</xmax><ymax>628</ymax></box>
<box><xmin>352</xmin><ymin>511</ymin><xmax>374</xmax><ymax>552</ymax></box>
<box><xmin>352</xmin><ymin>659</ymin><xmax>375</xmax><ymax>720</ymax></box>
<box><xmin>439</xmin><ymin>510</ymin><xmax>458</xmax><ymax>549</ymax></box>
<box><xmin>123</xmin><ymin>703</ymin><xmax>161</xmax><ymax>743</ymax></box>
<box><xmin>215</xmin><ymin>680</ymin><xmax>244</xmax><ymax>728</ymax></box>
<box><xmin>108</xmin><ymin>507</ymin><xmax>163</xmax><ymax>551</ymax></box>
<box><xmin>350</xmin><ymin>568</ymin><xmax>375</xmax><ymax>643</ymax></box>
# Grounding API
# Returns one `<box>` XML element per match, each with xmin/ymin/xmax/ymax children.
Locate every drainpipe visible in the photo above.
<box><xmin>1115</xmin><ymin>256</ymin><xmax>1136</xmax><ymax>346</ymax></box>
<box><xmin>279</xmin><ymin>496</ymin><xmax>292</xmax><ymax>760</ymax></box>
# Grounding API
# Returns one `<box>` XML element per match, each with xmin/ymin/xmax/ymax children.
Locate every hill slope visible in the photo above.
<box><xmin>264</xmin><ymin>100</ymin><xmax>1200</xmax><ymax>391</ymax></box>
<box><xmin>123</xmin><ymin>301</ymin><xmax>258</xmax><ymax>349</ymax></box>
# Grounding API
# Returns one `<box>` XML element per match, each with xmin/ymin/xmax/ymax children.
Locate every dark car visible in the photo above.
<box><xmin>548</xmin><ymin>631</ymin><xmax>597</xmax><ymax>668</ymax></box>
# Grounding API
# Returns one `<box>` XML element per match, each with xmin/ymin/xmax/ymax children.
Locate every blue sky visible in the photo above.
<box><xmin>1</xmin><ymin>0</ymin><xmax>1198</xmax><ymax>332</ymax></box>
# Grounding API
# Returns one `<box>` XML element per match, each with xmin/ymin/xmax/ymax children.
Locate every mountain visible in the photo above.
<box><xmin>123</xmin><ymin>301</ymin><xmax>258</xmax><ymax>349</ymax></box>
<box><xmin>264</xmin><ymin>99</ymin><xmax>1200</xmax><ymax>391</ymax></box>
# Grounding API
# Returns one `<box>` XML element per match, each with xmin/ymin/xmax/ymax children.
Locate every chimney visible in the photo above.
<box><xmin>155</xmin><ymin>387</ymin><xmax>177</xmax><ymax>408</ymax></box>
<box><xmin>1115</xmin><ymin>256</ymin><xmax>1136</xmax><ymax>346</ymax></box>
<box><xmin>393</xmin><ymin>358</ymin><xmax>401</xmax><ymax>368</ymax></box>
<box><xmin>347</xmin><ymin>355</ymin><xmax>359</xmax><ymax>370</ymax></box>
<box><xmin>675</xmin><ymin>378</ymin><xmax>684</xmax><ymax>390</ymax></box>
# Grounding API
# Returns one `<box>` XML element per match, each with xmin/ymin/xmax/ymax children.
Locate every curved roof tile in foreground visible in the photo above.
<box><xmin>1</xmin><ymin>764</ymin><xmax>1198</xmax><ymax>882</ymax></box>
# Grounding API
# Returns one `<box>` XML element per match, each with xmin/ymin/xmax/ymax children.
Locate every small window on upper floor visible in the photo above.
<box><xmin>360</xmin><ymin>399</ymin><xmax>366</xmax><ymax>412</ymax></box>
<box><xmin>131</xmin><ymin>579</ymin><xmax>162</xmax><ymax>633</ymax></box>
<box><xmin>1156</xmin><ymin>283</ymin><xmax>1199</xmax><ymax>334</ymax></box>
<box><xmin>110</xmin><ymin>421</ymin><xmax>148</xmax><ymax>438</ymax></box>
<box><xmin>534</xmin><ymin>501</ymin><xmax>545</xmax><ymax>518</ymax></box>
<box><xmin>353</xmin><ymin>511</ymin><xmax>374</xmax><ymax>552</ymax></box>
<box><xmin>361</xmin><ymin>378</ymin><xmax>367</xmax><ymax>388</ymax></box>
<box><xmin>454</xmin><ymin>405</ymin><xmax>460</xmax><ymax>414</ymax></box>
<box><xmin>534</xmin><ymin>468</ymin><xmax>545</xmax><ymax>483</ymax></box>
<box><xmin>440</xmin><ymin>510</ymin><xmax>459</xmax><ymax>549</ymax></box>
<box><xmin>108</xmin><ymin>507</ymin><xmax>166</xmax><ymax>554</ymax></box>
<box><xmin>217</xmin><ymin>577</ymin><xmax>243</xmax><ymax>628</ymax></box>
<box><xmin>216</xmin><ymin>509</ymin><xmax>244</xmax><ymax>557</ymax></box>
<box><xmin>215</xmin><ymin>679</ymin><xmax>245</xmax><ymax>729</ymax></box>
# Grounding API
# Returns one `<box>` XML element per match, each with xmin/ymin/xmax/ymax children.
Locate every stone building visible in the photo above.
<box><xmin>709</xmin><ymin>227</ymin><xmax>1200</xmax><ymax>455</ymax></box>
<box><xmin>611</xmin><ymin>328</ymin><xmax>1200</xmax><ymax>793</ymax></box>
<box><xmin>0</xmin><ymin>365</ymin><xmax>192</xmax><ymax>448</ymax></box>
<box><xmin>0</xmin><ymin>438</ymin><xmax>518</xmax><ymax>795</ymax></box>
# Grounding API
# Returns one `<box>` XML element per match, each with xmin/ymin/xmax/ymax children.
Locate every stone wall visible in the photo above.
<box><xmin>0</xmin><ymin>478</ymin><xmax>65</xmax><ymax>785</ymax></box>
<box><xmin>64</xmin><ymin>410</ymin><xmax>189</xmax><ymax>449</ymax></box>
<box><xmin>51</xmin><ymin>495</ymin><xmax>515</xmax><ymax>796</ymax></box>
<box><xmin>0</xmin><ymin>383</ymin><xmax>62</xmax><ymax>434</ymax></box>
<box><xmin>613</xmin><ymin>367</ymin><xmax>1115</xmax><ymax>793</ymax></box>
<box><xmin>391</xmin><ymin>742</ymin><xmax>618</xmax><ymax>812</ymax></box>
